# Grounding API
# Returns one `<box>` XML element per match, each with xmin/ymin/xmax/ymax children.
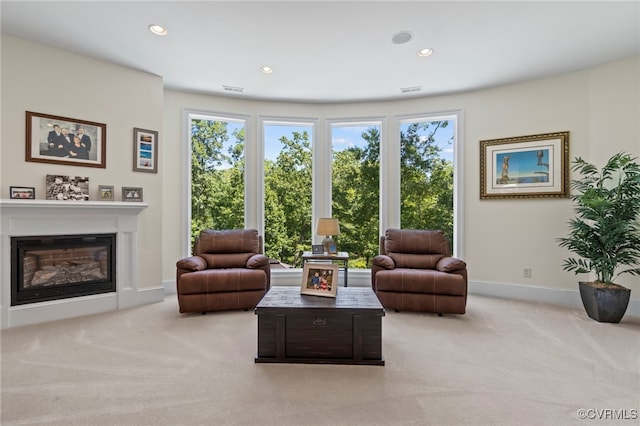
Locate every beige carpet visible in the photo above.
<box><xmin>2</xmin><ymin>291</ymin><xmax>639</xmax><ymax>426</ymax></box>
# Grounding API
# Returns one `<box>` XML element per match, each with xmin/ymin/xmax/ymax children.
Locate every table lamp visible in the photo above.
<box><xmin>316</xmin><ymin>218</ymin><xmax>340</xmax><ymax>254</ymax></box>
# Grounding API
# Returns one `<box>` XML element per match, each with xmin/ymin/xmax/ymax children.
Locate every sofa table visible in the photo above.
<box><xmin>254</xmin><ymin>286</ymin><xmax>384</xmax><ymax>365</ymax></box>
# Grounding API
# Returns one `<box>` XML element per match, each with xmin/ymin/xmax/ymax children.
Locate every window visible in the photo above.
<box><xmin>263</xmin><ymin>122</ymin><xmax>313</xmax><ymax>267</ymax></box>
<box><xmin>399</xmin><ymin>117</ymin><xmax>456</xmax><ymax>249</ymax></box>
<box><xmin>331</xmin><ymin>123</ymin><xmax>381</xmax><ymax>268</ymax></box>
<box><xmin>189</xmin><ymin>114</ymin><xmax>246</xmax><ymax>244</ymax></box>
<box><xmin>184</xmin><ymin>110</ymin><xmax>462</xmax><ymax>271</ymax></box>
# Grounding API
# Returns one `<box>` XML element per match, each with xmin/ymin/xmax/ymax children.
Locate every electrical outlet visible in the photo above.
<box><xmin>523</xmin><ymin>268</ymin><xmax>532</xmax><ymax>278</ymax></box>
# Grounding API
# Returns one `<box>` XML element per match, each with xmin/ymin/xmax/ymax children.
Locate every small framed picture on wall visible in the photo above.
<box><xmin>133</xmin><ymin>128</ymin><xmax>158</xmax><ymax>173</ymax></box>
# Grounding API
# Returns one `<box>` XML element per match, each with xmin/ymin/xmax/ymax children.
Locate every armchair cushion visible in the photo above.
<box><xmin>176</xmin><ymin>256</ymin><xmax>207</xmax><ymax>272</ymax></box>
<box><xmin>372</xmin><ymin>254</ymin><xmax>395</xmax><ymax>269</ymax></box>
<box><xmin>201</xmin><ymin>253</ymin><xmax>253</xmax><ymax>269</ymax></box>
<box><xmin>384</xmin><ymin>228</ymin><xmax>450</xmax><ymax>255</ymax></box>
<box><xmin>383</xmin><ymin>229</ymin><xmax>451</xmax><ymax>269</ymax></box>
<box><xmin>437</xmin><ymin>257</ymin><xmax>467</xmax><ymax>273</ymax></box>
<box><xmin>247</xmin><ymin>254</ymin><xmax>269</xmax><ymax>269</ymax></box>
<box><xmin>195</xmin><ymin>228</ymin><xmax>260</xmax><ymax>255</ymax></box>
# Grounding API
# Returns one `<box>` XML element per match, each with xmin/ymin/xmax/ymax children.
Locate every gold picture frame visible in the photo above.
<box><xmin>480</xmin><ymin>131</ymin><xmax>569</xmax><ymax>199</ymax></box>
<box><xmin>300</xmin><ymin>263</ymin><xmax>338</xmax><ymax>298</ymax></box>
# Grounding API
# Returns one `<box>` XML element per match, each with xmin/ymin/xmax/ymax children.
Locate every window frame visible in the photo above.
<box><xmin>394</xmin><ymin>110</ymin><xmax>464</xmax><ymax>258</ymax></box>
<box><xmin>181</xmin><ymin>109</ymin><xmax>464</xmax><ymax>271</ymax></box>
<box><xmin>182</xmin><ymin>109</ymin><xmax>250</xmax><ymax>256</ymax></box>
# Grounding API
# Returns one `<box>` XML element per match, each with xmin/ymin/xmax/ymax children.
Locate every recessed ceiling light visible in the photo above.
<box><xmin>392</xmin><ymin>31</ymin><xmax>413</xmax><ymax>45</ymax></box>
<box><xmin>148</xmin><ymin>24</ymin><xmax>167</xmax><ymax>36</ymax></box>
<box><xmin>260</xmin><ymin>66</ymin><xmax>273</xmax><ymax>74</ymax></box>
<box><xmin>418</xmin><ymin>48</ymin><xmax>433</xmax><ymax>57</ymax></box>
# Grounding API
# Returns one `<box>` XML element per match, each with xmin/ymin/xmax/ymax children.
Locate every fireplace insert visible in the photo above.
<box><xmin>11</xmin><ymin>234</ymin><xmax>116</xmax><ymax>306</ymax></box>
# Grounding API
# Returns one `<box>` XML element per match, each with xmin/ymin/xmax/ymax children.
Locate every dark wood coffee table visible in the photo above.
<box><xmin>254</xmin><ymin>286</ymin><xmax>385</xmax><ymax>365</ymax></box>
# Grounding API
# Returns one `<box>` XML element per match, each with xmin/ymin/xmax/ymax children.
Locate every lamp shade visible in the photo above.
<box><xmin>316</xmin><ymin>218</ymin><xmax>340</xmax><ymax>236</ymax></box>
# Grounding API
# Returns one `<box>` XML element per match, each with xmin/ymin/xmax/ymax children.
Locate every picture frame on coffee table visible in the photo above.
<box><xmin>300</xmin><ymin>263</ymin><xmax>338</xmax><ymax>298</ymax></box>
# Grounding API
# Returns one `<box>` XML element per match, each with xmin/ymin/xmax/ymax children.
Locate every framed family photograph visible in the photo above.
<box><xmin>300</xmin><ymin>263</ymin><xmax>338</xmax><ymax>298</ymax></box>
<box><xmin>133</xmin><ymin>127</ymin><xmax>158</xmax><ymax>173</ymax></box>
<box><xmin>9</xmin><ymin>186</ymin><xmax>35</xmax><ymax>199</ymax></box>
<box><xmin>480</xmin><ymin>131</ymin><xmax>569</xmax><ymax>199</ymax></box>
<box><xmin>98</xmin><ymin>185</ymin><xmax>115</xmax><ymax>201</ymax></box>
<box><xmin>26</xmin><ymin>111</ymin><xmax>106</xmax><ymax>168</ymax></box>
<box><xmin>122</xmin><ymin>186</ymin><xmax>143</xmax><ymax>202</ymax></box>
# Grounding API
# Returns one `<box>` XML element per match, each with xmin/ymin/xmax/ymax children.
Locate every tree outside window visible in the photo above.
<box><xmin>190</xmin><ymin>117</ymin><xmax>245</xmax><ymax>245</ymax></box>
<box><xmin>264</xmin><ymin>124</ymin><xmax>313</xmax><ymax>267</ymax></box>
<box><xmin>400</xmin><ymin>120</ymin><xmax>455</xmax><ymax>247</ymax></box>
<box><xmin>331</xmin><ymin>124</ymin><xmax>380</xmax><ymax>268</ymax></box>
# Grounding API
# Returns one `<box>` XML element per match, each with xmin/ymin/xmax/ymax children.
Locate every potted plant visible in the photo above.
<box><xmin>557</xmin><ymin>152</ymin><xmax>640</xmax><ymax>323</ymax></box>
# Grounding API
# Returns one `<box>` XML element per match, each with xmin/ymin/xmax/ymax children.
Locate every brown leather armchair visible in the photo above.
<box><xmin>176</xmin><ymin>229</ymin><xmax>270</xmax><ymax>313</ymax></box>
<box><xmin>371</xmin><ymin>229</ymin><xmax>467</xmax><ymax>314</ymax></box>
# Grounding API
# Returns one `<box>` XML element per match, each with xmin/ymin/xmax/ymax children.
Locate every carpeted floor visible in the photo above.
<box><xmin>1</xmin><ymin>291</ymin><xmax>639</xmax><ymax>426</ymax></box>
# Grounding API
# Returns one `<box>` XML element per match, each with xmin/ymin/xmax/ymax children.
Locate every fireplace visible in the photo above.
<box><xmin>11</xmin><ymin>234</ymin><xmax>116</xmax><ymax>306</ymax></box>
<box><xmin>1</xmin><ymin>199</ymin><xmax>152</xmax><ymax>329</ymax></box>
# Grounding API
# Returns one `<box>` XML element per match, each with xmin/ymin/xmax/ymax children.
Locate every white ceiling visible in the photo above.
<box><xmin>1</xmin><ymin>1</ymin><xmax>639</xmax><ymax>103</ymax></box>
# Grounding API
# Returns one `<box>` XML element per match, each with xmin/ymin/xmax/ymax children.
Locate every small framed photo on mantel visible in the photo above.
<box><xmin>9</xmin><ymin>186</ymin><xmax>35</xmax><ymax>199</ymax></box>
<box><xmin>98</xmin><ymin>185</ymin><xmax>114</xmax><ymax>201</ymax></box>
<box><xmin>122</xmin><ymin>186</ymin><xmax>143</xmax><ymax>202</ymax></box>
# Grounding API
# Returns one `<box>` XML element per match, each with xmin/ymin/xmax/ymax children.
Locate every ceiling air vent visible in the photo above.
<box><xmin>223</xmin><ymin>85</ymin><xmax>244</xmax><ymax>93</ymax></box>
<box><xmin>400</xmin><ymin>86</ymin><xmax>422</xmax><ymax>94</ymax></box>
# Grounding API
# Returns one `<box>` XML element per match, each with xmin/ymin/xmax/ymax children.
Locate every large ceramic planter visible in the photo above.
<box><xmin>579</xmin><ymin>281</ymin><xmax>631</xmax><ymax>323</ymax></box>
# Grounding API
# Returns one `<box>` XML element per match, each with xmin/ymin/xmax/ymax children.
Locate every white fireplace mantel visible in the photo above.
<box><xmin>1</xmin><ymin>199</ymin><xmax>150</xmax><ymax>329</ymax></box>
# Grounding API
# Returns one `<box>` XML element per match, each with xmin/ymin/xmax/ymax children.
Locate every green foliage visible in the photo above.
<box><xmin>264</xmin><ymin>132</ymin><xmax>312</xmax><ymax>266</ymax></box>
<box><xmin>557</xmin><ymin>152</ymin><xmax>640</xmax><ymax>283</ymax></box>
<box><xmin>190</xmin><ymin>119</ymin><xmax>454</xmax><ymax>268</ymax></box>
<box><xmin>332</xmin><ymin>127</ymin><xmax>381</xmax><ymax>267</ymax></box>
<box><xmin>190</xmin><ymin>119</ymin><xmax>244</xmax><ymax>246</ymax></box>
<box><xmin>400</xmin><ymin>121</ymin><xmax>454</xmax><ymax>245</ymax></box>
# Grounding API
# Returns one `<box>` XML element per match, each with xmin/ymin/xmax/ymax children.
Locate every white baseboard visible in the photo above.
<box><xmin>1</xmin><ymin>286</ymin><xmax>166</xmax><ymax>329</ymax></box>
<box><xmin>163</xmin><ymin>279</ymin><xmax>176</xmax><ymax>294</ymax></box>
<box><xmin>469</xmin><ymin>280</ymin><xmax>639</xmax><ymax>318</ymax></box>
<box><xmin>138</xmin><ymin>286</ymin><xmax>165</xmax><ymax>305</ymax></box>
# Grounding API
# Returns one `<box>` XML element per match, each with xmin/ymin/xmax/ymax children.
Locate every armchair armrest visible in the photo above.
<box><xmin>176</xmin><ymin>256</ymin><xmax>207</xmax><ymax>272</ymax></box>
<box><xmin>372</xmin><ymin>254</ymin><xmax>395</xmax><ymax>270</ymax></box>
<box><xmin>247</xmin><ymin>254</ymin><xmax>269</xmax><ymax>269</ymax></box>
<box><xmin>436</xmin><ymin>257</ymin><xmax>466</xmax><ymax>273</ymax></box>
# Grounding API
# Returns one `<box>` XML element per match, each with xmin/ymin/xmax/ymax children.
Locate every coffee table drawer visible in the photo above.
<box><xmin>286</xmin><ymin>314</ymin><xmax>352</xmax><ymax>330</ymax></box>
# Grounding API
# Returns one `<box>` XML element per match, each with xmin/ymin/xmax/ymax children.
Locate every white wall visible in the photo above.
<box><xmin>1</xmin><ymin>35</ymin><xmax>164</xmax><ymax>294</ymax></box>
<box><xmin>162</xmin><ymin>55</ymin><xmax>640</xmax><ymax>312</ymax></box>
<box><xmin>2</xmin><ymin>34</ymin><xmax>637</xmax><ymax>314</ymax></box>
